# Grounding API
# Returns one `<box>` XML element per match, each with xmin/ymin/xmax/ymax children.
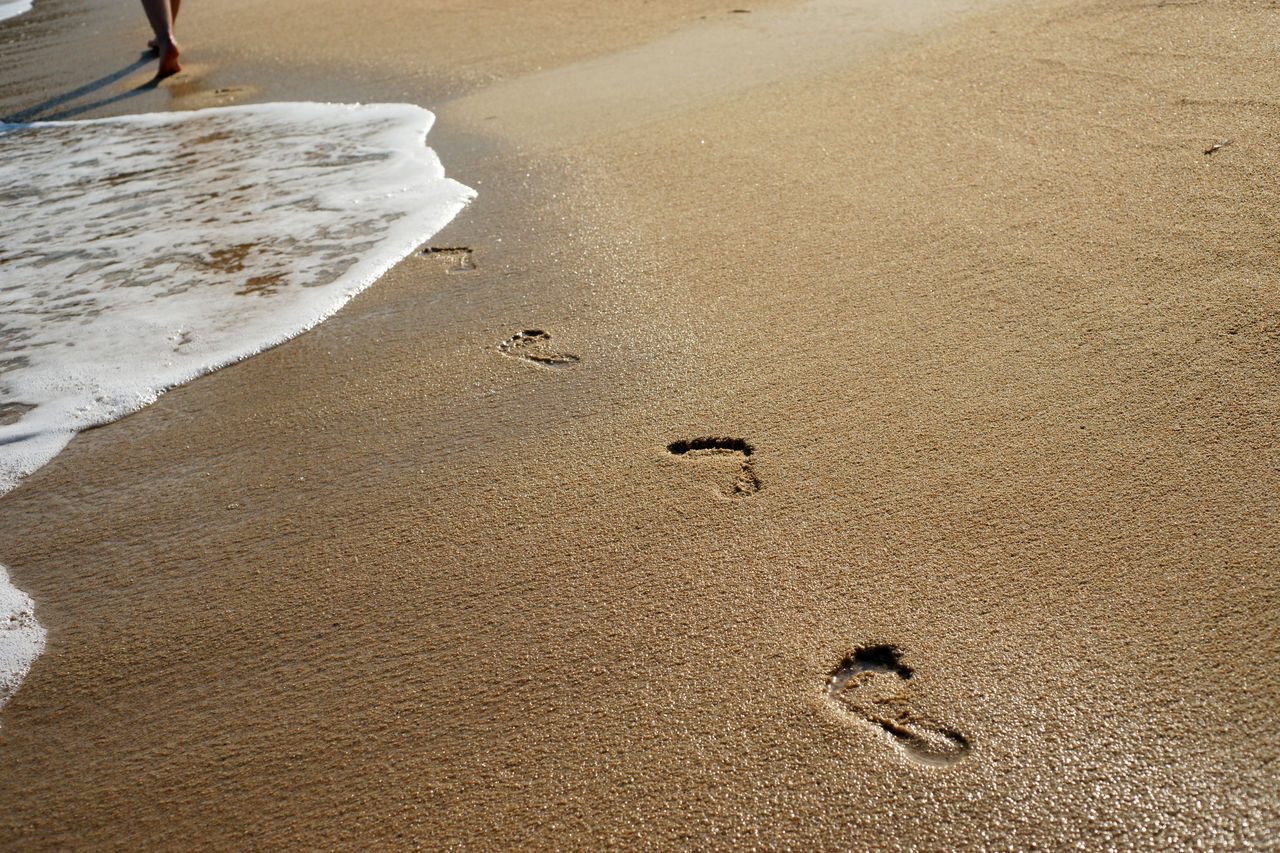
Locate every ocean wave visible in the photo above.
<box><xmin>0</xmin><ymin>101</ymin><xmax>474</xmax><ymax>716</ymax></box>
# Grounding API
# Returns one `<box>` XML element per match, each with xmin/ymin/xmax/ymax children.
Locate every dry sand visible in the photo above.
<box><xmin>1</xmin><ymin>0</ymin><xmax>1278</xmax><ymax>848</ymax></box>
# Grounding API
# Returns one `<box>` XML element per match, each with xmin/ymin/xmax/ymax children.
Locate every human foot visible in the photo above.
<box><xmin>156</xmin><ymin>40</ymin><xmax>181</xmax><ymax>77</ymax></box>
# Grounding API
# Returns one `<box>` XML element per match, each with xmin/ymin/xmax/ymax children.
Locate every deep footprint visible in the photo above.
<box><xmin>667</xmin><ymin>436</ymin><xmax>760</xmax><ymax>497</ymax></box>
<box><xmin>499</xmin><ymin>329</ymin><xmax>580</xmax><ymax>368</ymax></box>
<box><xmin>827</xmin><ymin>645</ymin><xmax>970</xmax><ymax>766</ymax></box>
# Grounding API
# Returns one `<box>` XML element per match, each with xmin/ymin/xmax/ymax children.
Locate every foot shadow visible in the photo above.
<box><xmin>3</xmin><ymin>55</ymin><xmax>160</xmax><ymax>123</ymax></box>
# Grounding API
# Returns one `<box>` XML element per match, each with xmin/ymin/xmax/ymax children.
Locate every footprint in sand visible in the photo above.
<box><xmin>422</xmin><ymin>245</ymin><xmax>476</xmax><ymax>273</ymax></box>
<box><xmin>667</xmin><ymin>436</ymin><xmax>761</xmax><ymax>498</ymax></box>
<box><xmin>499</xmin><ymin>329</ymin><xmax>580</xmax><ymax>369</ymax></box>
<box><xmin>827</xmin><ymin>645</ymin><xmax>970</xmax><ymax>766</ymax></box>
<box><xmin>169</xmin><ymin>83</ymin><xmax>260</xmax><ymax>110</ymax></box>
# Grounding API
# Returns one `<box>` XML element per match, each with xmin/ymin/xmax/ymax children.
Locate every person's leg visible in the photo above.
<box><xmin>148</xmin><ymin>0</ymin><xmax>179</xmax><ymax>48</ymax></box>
<box><xmin>139</xmin><ymin>0</ymin><xmax>180</xmax><ymax>76</ymax></box>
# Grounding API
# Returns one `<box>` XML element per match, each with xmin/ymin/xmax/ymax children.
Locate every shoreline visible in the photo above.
<box><xmin>2</xmin><ymin>0</ymin><xmax>1278</xmax><ymax>847</ymax></box>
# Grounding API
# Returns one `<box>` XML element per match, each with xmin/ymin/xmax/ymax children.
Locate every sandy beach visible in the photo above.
<box><xmin>1</xmin><ymin>0</ymin><xmax>1278</xmax><ymax>848</ymax></box>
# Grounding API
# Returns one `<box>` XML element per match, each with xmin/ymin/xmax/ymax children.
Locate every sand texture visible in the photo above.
<box><xmin>1</xmin><ymin>0</ymin><xmax>1278</xmax><ymax>849</ymax></box>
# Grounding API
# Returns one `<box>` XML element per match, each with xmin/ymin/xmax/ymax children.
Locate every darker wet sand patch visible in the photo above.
<box><xmin>0</xmin><ymin>403</ymin><xmax>35</xmax><ymax>427</ymax></box>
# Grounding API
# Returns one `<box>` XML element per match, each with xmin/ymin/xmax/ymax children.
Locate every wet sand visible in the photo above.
<box><xmin>2</xmin><ymin>0</ymin><xmax>1278</xmax><ymax>848</ymax></box>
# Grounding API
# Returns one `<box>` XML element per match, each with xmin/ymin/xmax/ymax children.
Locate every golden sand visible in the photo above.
<box><xmin>0</xmin><ymin>0</ymin><xmax>1277</xmax><ymax>847</ymax></box>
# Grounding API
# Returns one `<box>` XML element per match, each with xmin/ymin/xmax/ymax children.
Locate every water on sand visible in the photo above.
<box><xmin>0</xmin><ymin>101</ymin><xmax>474</xmax><ymax>715</ymax></box>
<box><xmin>0</xmin><ymin>1</ymin><xmax>32</xmax><ymax>23</ymax></box>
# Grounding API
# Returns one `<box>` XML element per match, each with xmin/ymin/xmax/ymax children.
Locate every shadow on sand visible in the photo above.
<box><xmin>3</xmin><ymin>54</ymin><xmax>160</xmax><ymax>123</ymax></box>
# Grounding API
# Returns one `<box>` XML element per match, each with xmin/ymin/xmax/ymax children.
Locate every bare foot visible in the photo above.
<box><xmin>156</xmin><ymin>40</ymin><xmax>181</xmax><ymax>77</ymax></box>
<box><xmin>147</xmin><ymin>39</ymin><xmax>159</xmax><ymax>54</ymax></box>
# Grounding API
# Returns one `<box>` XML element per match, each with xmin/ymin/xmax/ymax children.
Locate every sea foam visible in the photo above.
<box><xmin>0</xmin><ymin>101</ymin><xmax>474</xmax><ymax>715</ymax></box>
<box><xmin>0</xmin><ymin>563</ymin><xmax>44</xmax><ymax>724</ymax></box>
<box><xmin>0</xmin><ymin>0</ymin><xmax>32</xmax><ymax>22</ymax></box>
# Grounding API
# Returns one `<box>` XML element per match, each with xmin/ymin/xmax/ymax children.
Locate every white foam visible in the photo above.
<box><xmin>0</xmin><ymin>0</ymin><xmax>32</xmax><ymax>22</ymax></box>
<box><xmin>0</xmin><ymin>564</ymin><xmax>45</xmax><ymax>723</ymax></box>
<box><xmin>0</xmin><ymin>102</ymin><xmax>474</xmax><ymax>715</ymax></box>
<box><xmin>0</xmin><ymin>102</ymin><xmax>474</xmax><ymax>493</ymax></box>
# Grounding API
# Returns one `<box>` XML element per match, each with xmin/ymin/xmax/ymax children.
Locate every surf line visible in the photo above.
<box><xmin>0</xmin><ymin>102</ymin><xmax>475</xmax><ymax>720</ymax></box>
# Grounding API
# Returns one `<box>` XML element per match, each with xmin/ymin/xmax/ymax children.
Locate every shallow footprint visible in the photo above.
<box><xmin>827</xmin><ymin>645</ymin><xmax>970</xmax><ymax>767</ymax></box>
<box><xmin>168</xmin><ymin>82</ymin><xmax>260</xmax><ymax>110</ymax></box>
<box><xmin>875</xmin><ymin>717</ymin><xmax>970</xmax><ymax>767</ymax></box>
<box><xmin>667</xmin><ymin>436</ymin><xmax>760</xmax><ymax>497</ymax></box>
<box><xmin>499</xmin><ymin>329</ymin><xmax>580</xmax><ymax>368</ymax></box>
<box><xmin>422</xmin><ymin>245</ymin><xmax>475</xmax><ymax>273</ymax></box>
